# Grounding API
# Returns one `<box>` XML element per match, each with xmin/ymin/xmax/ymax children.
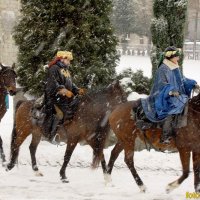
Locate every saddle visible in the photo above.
<box><xmin>133</xmin><ymin>102</ymin><xmax>155</xmax><ymax>130</ymax></box>
<box><xmin>31</xmin><ymin>95</ymin><xmax>80</xmax><ymax>126</ymax></box>
<box><xmin>133</xmin><ymin>100</ymin><xmax>188</xmax><ymax>131</ymax></box>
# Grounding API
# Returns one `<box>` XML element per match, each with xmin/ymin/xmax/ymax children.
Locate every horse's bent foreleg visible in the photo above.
<box><xmin>124</xmin><ymin>147</ymin><xmax>146</xmax><ymax>193</ymax></box>
<box><xmin>0</xmin><ymin>136</ymin><xmax>6</xmax><ymax>163</ymax></box>
<box><xmin>192</xmin><ymin>152</ymin><xmax>200</xmax><ymax>192</ymax></box>
<box><xmin>166</xmin><ymin>148</ymin><xmax>190</xmax><ymax>193</ymax></box>
<box><xmin>29</xmin><ymin>130</ymin><xmax>42</xmax><ymax>176</ymax></box>
<box><xmin>60</xmin><ymin>138</ymin><xmax>78</xmax><ymax>183</ymax></box>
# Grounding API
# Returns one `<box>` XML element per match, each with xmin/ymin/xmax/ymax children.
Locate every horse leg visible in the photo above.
<box><xmin>124</xmin><ymin>147</ymin><xmax>146</xmax><ymax>193</ymax></box>
<box><xmin>6</xmin><ymin>125</ymin><xmax>30</xmax><ymax>171</ymax></box>
<box><xmin>166</xmin><ymin>148</ymin><xmax>190</xmax><ymax>193</ymax></box>
<box><xmin>0</xmin><ymin>136</ymin><xmax>6</xmax><ymax>163</ymax></box>
<box><xmin>87</xmin><ymin>139</ymin><xmax>108</xmax><ymax>177</ymax></box>
<box><xmin>29</xmin><ymin>131</ymin><xmax>42</xmax><ymax>176</ymax></box>
<box><xmin>60</xmin><ymin>138</ymin><xmax>78</xmax><ymax>183</ymax></box>
<box><xmin>101</xmin><ymin>153</ymin><xmax>107</xmax><ymax>174</ymax></box>
<box><xmin>107</xmin><ymin>141</ymin><xmax>123</xmax><ymax>174</ymax></box>
<box><xmin>192</xmin><ymin>152</ymin><xmax>200</xmax><ymax>192</ymax></box>
<box><xmin>104</xmin><ymin>142</ymin><xmax>123</xmax><ymax>184</ymax></box>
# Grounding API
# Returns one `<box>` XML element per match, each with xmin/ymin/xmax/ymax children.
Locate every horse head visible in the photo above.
<box><xmin>0</xmin><ymin>63</ymin><xmax>17</xmax><ymax>96</ymax></box>
<box><xmin>106</xmin><ymin>80</ymin><xmax>127</xmax><ymax>104</ymax></box>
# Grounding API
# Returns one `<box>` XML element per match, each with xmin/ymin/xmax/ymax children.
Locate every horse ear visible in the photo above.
<box><xmin>111</xmin><ymin>80</ymin><xmax>120</xmax><ymax>87</ymax></box>
<box><xmin>12</xmin><ymin>63</ymin><xmax>15</xmax><ymax>69</ymax></box>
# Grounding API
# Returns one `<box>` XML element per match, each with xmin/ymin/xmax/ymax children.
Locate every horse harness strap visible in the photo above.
<box><xmin>142</xmin><ymin>130</ymin><xmax>162</xmax><ymax>152</ymax></box>
<box><xmin>142</xmin><ymin>131</ymin><xmax>176</xmax><ymax>153</ymax></box>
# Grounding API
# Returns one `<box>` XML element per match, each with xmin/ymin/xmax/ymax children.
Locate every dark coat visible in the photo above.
<box><xmin>45</xmin><ymin>61</ymin><xmax>79</xmax><ymax>107</ymax></box>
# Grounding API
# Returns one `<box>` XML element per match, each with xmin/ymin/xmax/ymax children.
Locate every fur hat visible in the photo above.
<box><xmin>164</xmin><ymin>46</ymin><xmax>181</xmax><ymax>59</ymax></box>
<box><xmin>56</xmin><ymin>51</ymin><xmax>73</xmax><ymax>60</ymax></box>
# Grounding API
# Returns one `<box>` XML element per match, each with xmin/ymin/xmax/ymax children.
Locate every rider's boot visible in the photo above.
<box><xmin>160</xmin><ymin>115</ymin><xmax>174</xmax><ymax>144</ymax></box>
<box><xmin>49</xmin><ymin>116</ymin><xmax>61</xmax><ymax>145</ymax></box>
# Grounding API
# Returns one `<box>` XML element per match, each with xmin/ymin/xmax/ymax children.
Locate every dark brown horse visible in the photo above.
<box><xmin>6</xmin><ymin>80</ymin><xmax>127</xmax><ymax>182</ymax></box>
<box><xmin>101</xmin><ymin>94</ymin><xmax>200</xmax><ymax>193</ymax></box>
<box><xmin>0</xmin><ymin>63</ymin><xmax>17</xmax><ymax>163</ymax></box>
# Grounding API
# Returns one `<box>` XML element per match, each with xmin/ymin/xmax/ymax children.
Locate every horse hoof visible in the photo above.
<box><xmin>166</xmin><ymin>180</ymin><xmax>179</xmax><ymax>193</ymax></box>
<box><xmin>5</xmin><ymin>163</ymin><xmax>13</xmax><ymax>171</ymax></box>
<box><xmin>61</xmin><ymin>178</ymin><xmax>69</xmax><ymax>183</ymax></box>
<box><xmin>2</xmin><ymin>161</ymin><xmax>7</xmax><ymax>168</ymax></box>
<box><xmin>139</xmin><ymin>185</ymin><xmax>147</xmax><ymax>193</ymax></box>
<box><xmin>104</xmin><ymin>173</ymin><xmax>112</xmax><ymax>184</ymax></box>
<box><xmin>34</xmin><ymin>170</ymin><xmax>43</xmax><ymax>176</ymax></box>
<box><xmin>195</xmin><ymin>184</ymin><xmax>200</xmax><ymax>193</ymax></box>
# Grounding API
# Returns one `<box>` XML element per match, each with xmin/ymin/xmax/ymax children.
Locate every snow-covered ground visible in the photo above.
<box><xmin>0</xmin><ymin>56</ymin><xmax>200</xmax><ymax>200</ymax></box>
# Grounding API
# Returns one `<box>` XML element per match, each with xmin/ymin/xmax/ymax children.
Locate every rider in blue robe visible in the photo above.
<box><xmin>141</xmin><ymin>46</ymin><xmax>199</xmax><ymax>144</ymax></box>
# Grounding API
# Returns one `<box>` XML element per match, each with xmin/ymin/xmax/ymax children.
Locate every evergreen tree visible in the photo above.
<box><xmin>150</xmin><ymin>0</ymin><xmax>188</xmax><ymax>77</ymax></box>
<box><xmin>118</xmin><ymin>69</ymin><xmax>151</xmax><ymax>94</ymax></box>
<box><xmin>111</xmin><ymin>0</ymin><xmax>136</xmax><ymax>39</ymax></box>
<box><xmin>14</xmin><ymin>0</ymin><xmax>119</xmax><ymax>96</ymax></box>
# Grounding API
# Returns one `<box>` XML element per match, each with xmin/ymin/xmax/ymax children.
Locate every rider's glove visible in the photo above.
<box><xmin>58</xmin><ymin>88</ymin><xmax>74</xmax><ymax>98</ymax></box>
<box><xmin>195</xmin><ymin>84</ymin><xmax>200</xmax><ymax>89</ymax></box>
<box><xmin>78</xmin><ymin>88</ymin><xmax>86</xmax><ymax>95</ymax></box>
<box><xmin>169</xmin><ymin>91</ymin><xmax>179</xmax><ymax>97</ymax></box>
<box><xmin>194</xmin><ymin>84</ymin><xmax>200</xmax><ymax>93</ymax></box>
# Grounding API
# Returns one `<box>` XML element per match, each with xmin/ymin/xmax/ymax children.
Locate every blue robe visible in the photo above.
<box><xmin>141</xmin><ymin>61</ymin><xmax>196</xmax><ymax>122</ymax></box>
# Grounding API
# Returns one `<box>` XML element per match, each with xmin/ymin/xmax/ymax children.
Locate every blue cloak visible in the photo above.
<box><xmin>141</xmin><ymin>61</ymin><xmax>196</xmax><ymax>122</ymax></box>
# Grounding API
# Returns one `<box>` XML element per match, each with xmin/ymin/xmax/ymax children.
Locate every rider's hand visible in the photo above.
<box><xmin>58</xmin><ymin>88</ymin><xmax>73</xmax><ymax>98</ymax></box>
<box><xmin>169</xmin><ymin>91</ymin><xmax>179</xmax><ymax>97</ymax></box>
<box><xmin>195</xmin><ymin>84</ymin><xmax>200</xmax><ymax>90</ymax></box>
<box><xmin>65</xmin><ymin>90</ymin><xmax>74</xmax><ymax>98</ymax></box>
<box><xmin>78</xmin><ymin>88</ymin><xmax>86</xmax><ymax>95</ymax></box>
<box><xmin>194</xmin><ymin>84</ymin><xmax>200</xmax><ymax>93</ymax></box>
<box><xmin>58</xmin><ymin>88</ymin><xmax>68</xmax><ymax>96</ymax></box>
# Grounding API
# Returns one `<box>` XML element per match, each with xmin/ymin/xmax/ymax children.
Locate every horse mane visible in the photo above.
<box><xmin>0</xmin><ymin>64</ymin><xmax>16</xmax><ymax>77</ymax></box>
<box><xmin>81</xmin><ymin>80</ymin><xmax>127</xmax><ymax>103</ymax></box>
<box><xmin>189</xmin><ymin>93</ymin><xmax>200</xmax><ymax>112</ymax></box>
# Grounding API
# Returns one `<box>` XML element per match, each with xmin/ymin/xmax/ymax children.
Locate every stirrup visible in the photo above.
<box><xmin>160</xmin><ymin>136</ymin><xmax>172</xmax><ymax>144</ymax></box>
<box><xmin>136</xmin><ymin>120</ymin><xmax>152</xmax><ymax>130</ymax></box>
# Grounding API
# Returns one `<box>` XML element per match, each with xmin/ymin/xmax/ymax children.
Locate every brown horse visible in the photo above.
<box><xmin>102</xmin><ymin>94</ymin><xmax>200</xmax><ymax>193</ymax></box>
<box><xmin>0</xmin><ymin>63</ymin><xmax>17</xmax><ymax>163</ymax></box>
<box><xmin>6</xmin><ymin>80</ymin><xmax>127</xmax><ymax>182</ymax></box>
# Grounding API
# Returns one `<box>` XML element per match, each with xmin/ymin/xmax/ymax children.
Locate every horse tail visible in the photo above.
<box><xmin>92</xmin><ymin>123</ymin><xmax>109</xmax><ymax>169</ymax></box>
<box><xmin>10</xmin><ymin>100</ymin><xmax>24</xmax><ymax>160</ymax></box>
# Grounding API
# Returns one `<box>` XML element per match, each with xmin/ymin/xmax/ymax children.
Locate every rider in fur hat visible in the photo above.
<box><xmin>43</xmin><ymin>51</ymin><xmax>85</xmax><ymax>144</ymax></box>
<box><xmin>141</xmin><ymin>46</ymin><xmax>200</xmax><ymax>144</ymax></box>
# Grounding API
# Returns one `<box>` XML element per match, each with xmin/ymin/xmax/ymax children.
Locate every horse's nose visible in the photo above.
<box><xmin>9</xmin><ymin>90</ymin><xmax>17</xmax><ymax>96</ymax></box>
<box><xmin>7</xmin><ymin>86</ymin><xmax>17</xmax><ymax>96</ymax></box>
<box><xmin>8</xmin><ymin>89</ymin><xmax>17</xmax><ymax>96</ymax></box>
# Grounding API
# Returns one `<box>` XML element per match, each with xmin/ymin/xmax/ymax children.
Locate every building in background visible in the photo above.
<box><xmin>0</xmin><ymin>0</ymin><xmax>20</xmax><ymax>65</ymax></box>
<box><xmin>0</xmin><ymin>0</ymin><xmax>199</xmax><ymax>64</ymax></box>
